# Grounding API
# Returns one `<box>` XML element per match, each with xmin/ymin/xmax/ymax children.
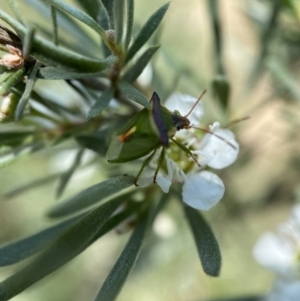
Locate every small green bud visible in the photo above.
<box><xmin>105</xmin><ymin>29</ymin><xmax>116</xmax><ymax>43</ymax></box>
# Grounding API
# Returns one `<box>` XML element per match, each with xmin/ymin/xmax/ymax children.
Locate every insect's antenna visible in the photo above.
<box><xmin>191</xmin><ymin>126</ymin><xmax>237</xmax><ymax>150</ymax></box>
<box><xmin>183</xmin><ymin>90</ymin><xmax>206</xmax><ymax>118</ymax></box>
<box><xmin>225</xmin><ymin>116</ymin><xmax>250</xmax><ymax>128</ymax></box>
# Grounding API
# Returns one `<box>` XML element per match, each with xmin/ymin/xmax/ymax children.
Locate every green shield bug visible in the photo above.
<box><xmin>106</xmin><ymin>91</ymin><xmax>235</xmax><ymax>184</ymax></box>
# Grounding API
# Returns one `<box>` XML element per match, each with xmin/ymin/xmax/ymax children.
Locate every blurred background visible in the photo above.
<box><xmin>1</xmin><ymin>0</ymin><xmax>300</xmax><ymax>300</ymax></box>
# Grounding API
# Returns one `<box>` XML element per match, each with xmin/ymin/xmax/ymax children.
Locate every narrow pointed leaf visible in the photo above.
<box><xmin>0</xmin><ymin>10</ymin><xmax>116</xmax><ymax>73</ymax></box>
<box><xmin>15</xmin><ymin>61</ymin><xmax>40</xmax><ymax>121</ymax></box>
<box><xmin>56</xmin><ymin>148</ymin><xmax>84</xmax><ymax>198</ymax></box>
<box><xmin>124</xmin><ymin>0</ymin><xmax>134</xmax><ymax>50</ymax></box>
<box><xmin>87</xmin><ymin>87</ymin><xmax>114</xmax><ymax>120</ymax></box>
<box><xmin>50</xmin><ymin>6</ymin><xmax>58</xmax><ymax>45</ymax></box>
<box><xmin>0</xmin><ymin>211</ymin><xmax>86</xmax><ymax>266</ymax></box>
<box><xmin>93</xmin><ymin>202</ymin><xmax>144</xmax><ymax>241</ymax></box>
<box><xmin>48</xmin><ymin>175</ymin><xmax>135</xmax><ymax>218</ymax></box>
<box><xmin>41</xmin><ymin>0</ymin><xmax>107</xmax><ymax>42</ymax></box>
<box><xmin>94</xmin><ymin>208</ymin><xmax>150</xmax><ymax>301</ymax></box>
<box><xmin>75</xmin><ymin>0</ymin><xmax>101</xmax><ymax>21</ymax></box>
<box><xmin>184</xmin><ymin>205</ymin><xmax>221</xmax><ymax>277</ymax></box>
<box><xmin>0</xmin><ymin>199</ymin><xmax>120</xmax><ymax>301</ymax></box>
<box><xmin>3</xmin><ymin>173</ymin><xmax>61</xmax><ymax>200</ymax></box>
<box><xmin>123</xmin><ymin>45</ymin><xmax>159</xmax><ymax>83</ymax></box>
<box><xmin>24</xmin><ymin>0</ymin><xmax>99</xmax><ymax>57</ymax></box>
<box><xmin>7</xmin><ymin>0</ymin><xmax>24</xmax><ymax>24</ymax></box>
<box><xmin>0</xmin><ymin>67</ymin><xmax>26</xmax><ymax>96</ymax></box>
<box><xmin>101</xmin><ymin>0</ymin><xmax>115</xmax><ymax>28</ymax></box>
<box><xmin>206</xmin><ymin>0</ymin><xmax>224</xmax><ymax>74</ymax></box>
<box><xmin>212</xmin><ymin>74</ymin><xmax>230</xmax><ymax>109</ymax></box>
<box><xmin>125</xmin><ymin>2</ymin><xmax>169</xmax><ymax>64</ymax></box>
<box><xmin>76</xmin><ymin>129</ymin><xmax>109</xmax><ymax>156</ymax></box>
<box><xmin>37</xmin><ymin>67</ymin><xmax>107</xmax><ymax>80</ymax></box>
<box><xmin>118</xmin><ymin>82</ymin><xmax>149</xmax><ymax>108</ymax></box>
<box><xmin>22</xmin><ymin>25</ymin><xmax>35</xmax><ymax>59</ymax></box>
<box><xmin>114</xmin><ymin>0</ymin><xmax>125</xmax><ymax>45</ymax></box>
<box><xmin>0</xmin><ymin>130</ymin><xmax>34</xmax><ymax>147</ymax></box>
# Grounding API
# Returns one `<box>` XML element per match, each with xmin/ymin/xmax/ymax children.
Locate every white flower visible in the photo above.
<box><xmin>182</xmin><ymin>171</ymin><xmax>225</xmax><ymax>211</ymax></box>
<box><xmin>136</xmin><ymin>92</ymin><xmax>239</xmax><ymax>211</ymax></box>
<box><xmin>137</xmin><ymin>152</ymin><xmax>225</xmax><ymax>211</ymax></box>
<box><xmin>253</xmin><ymin>204</ymin><xmax>300</xmax><ymax>279</ymax></box>
<box><xmin>195</xmin><ymin>122</ymin><xmax>239</xmax><ymax>169</ymax></box>
<box><xmin>265</xmin><ymin>278</ymin><xmax>300</xmax><ymax>301</ymax></box>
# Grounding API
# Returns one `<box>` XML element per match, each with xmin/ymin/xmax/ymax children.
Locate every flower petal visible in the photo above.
<box><xmin>253</xmin><ymin>231</ymin><xmax>298</xmax><ymax>278</ymax></box>
<box><xmin>164</xmin><ymin>92</ymin><xmax>204</xmax><ymax>125</ymax></box>
<box><xmin>266</xmin><ymin>278</ymin><xmax>300</xmax><ymax>301</ymax></box>
<box><xmin>182</xmin><ymin>171</ymin><xmax>225</xmax><ymax>210</ymax></box>
<box><xmin>197</xmin><ymin>123</ymin><xmax>239</xmax><ymax>169</ymax></box>
<box><xmin>136</xmin><ymin>168</ymin><xmax>172</xmax><ymax>193</ymax></box>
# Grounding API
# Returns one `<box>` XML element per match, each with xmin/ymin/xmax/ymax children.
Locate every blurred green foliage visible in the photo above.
<box><xmin>0</xmin><ymin>0</ymin><xmax>300</xmax><ymax>301</ymax></box>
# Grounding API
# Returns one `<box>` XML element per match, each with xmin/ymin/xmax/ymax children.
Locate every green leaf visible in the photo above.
<box><xmin>123</xmin><ymin>45</ymin><xmax>159</xmax><ymax>83</ymax></box>
<box><xmin>124</xmin><ymin>0</ymin><xmax>134</xmax><ymax>50</ymax></box>
<box><xmin>0</xmin><ymin>142</ymin><xmax>43</xmax><ymax>169</ymax></box>
<box><xmin>118</xmin><ymin>81</ymin><xmax>150</xmax><ymax>108</ymax></box>
<box><xmin>86</xmin><ymin>87</ymin><xmax>114</xmax><ymax>120</ymax></box>
<box><xmin>76</xmin><ymin>130</ymin><xmax>109</xmax><ymax>156</ymax></box>
<box><xmin>24</xmin><ymin>0</ymin><xmax>100</xmax><ymax>57</ymax></box>
<box><xmin>22</xmin><ymin>25</ymin><xmax>35</xmax><ymax>59</ymax></box>
<box><xmin>125</xmin><ymin>2</ymin><xmax>169</xmax><ymax>63</ymax></box>
<box><xmin>56</xmin><ymin>148</ymin><xmax>84</xmax><ymax>198</ymax></box>
<box><xmin>184</xmin><ymin>205</ymin><xmax>221</xmax><ymax>277</ymax></box>
<box><xmin>37</xmin><ymin>67</ymin><xmax>107</xmax><ymax>80</ymax></box>
<box><xmin>94</xmin><ymin>208</ymin><xmax>150</xmax><ymax>301</ymax></box>
<box><xmin>0</xmin><ymin>130</ymin><xmax>34</xmax><ymax>147</ymax></box>
<box><xmin>211</xmin><ymin>74</ymin><xmax>230</xmax><ymax>109</ymax></box>
<box><xmin>0</xmin><ymin>198</ymin><xmax>120</xmax><ymax>301</ymax></box>
<box><xmin>93</xmin><ymin>200</ymin><xmax>144</xmax><ymax>241</ymax></box>
<box><xmin>114</xmin><ymin>0</ymin><xmax>125</xmax><ymax>46</ymax></box>
<box><xmin>249</xmin><ymin>1</ymin><xmax>281</xmax><ymax>84</ymax></box>
<box><xmin>41</xmin><ymin>0</ymin><xmax>107</xmax><ymax>43</ymax></box>
<box><xmin>50</xmin><ymin>6</ymin><xmax>58</xmax><ymax>45</ymax></box>
<box><xmin>7</xmin><ymin>0</ymin><xmax>24</xmax><ymax>24</ymax></box>
<box><xmin>206</xmin><ymin>0</ymin><xmax>224</xmax><ymax>74</ymax></box>
<box><xmin>48</xmin><ymin>175</ymin><xmax>135</xmax><ymax>218</ymax></box>
<box><xmin>101</xmin><ymin>0</ymin><xmax>115</xmax><ymax>29</ymax></box>
<box><xmin>0</xmin><ymin>211</ymin><xmax>86</xmax><ymax>266</ymax></box>
<box><xmin>0</xmin><ymin>67</ymin><xmax>26</xmax><ymax>96</ymax></box>
<box><xmin>3</xmin><ymin>173</ymin><xmax>61</xmax><ymax>200</ymax></box>
<box><xmin>15</xmin><ymin>61</ymin><xmax>40</xmax><ymax>121</ymax></box>
<box><xmin>75</xmin><ymin>0</ymin><xmax>101</xmax><ymax>21</ymax></box>
<box><xmin>0</xmin><ymin>10</ymin><xmax>117</xmax><ymax>73</ymax></box>
<box><xmin>267</xmin><ymin>58</ymin><xmax>300</xmax><ymax>101</ymax></box>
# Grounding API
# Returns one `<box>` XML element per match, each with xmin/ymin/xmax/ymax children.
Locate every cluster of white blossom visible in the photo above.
<box><xmin>253</xmin><ymin>204</ymin><xmax>300</xmax><ymax>301</ymax></box>
<box><xmin>137</xmin><ymin>93</ymin><xmax>239</xmax><ymax>211</ymax></box>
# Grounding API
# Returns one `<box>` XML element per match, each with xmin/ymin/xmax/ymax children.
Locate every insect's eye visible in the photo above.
<box><xmin>173</xmin><ymin>110</ymin><xmax>181</xmax><ymax>116</ymax></box>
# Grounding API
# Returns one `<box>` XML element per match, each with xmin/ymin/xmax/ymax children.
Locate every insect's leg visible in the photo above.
<box><xmin>153</xmin><ymin>147</ymin><xmax>165</xmax><ymax>183</ymax></box>
<box><xmin>134</xmin><ymin>149</ymin><xmax>157</xmax><ymax>186</ymax></box>
<box><xmin>171</xmin><ymin>137</ymin><xmax>202</xmax><ymax>168</ymax></box>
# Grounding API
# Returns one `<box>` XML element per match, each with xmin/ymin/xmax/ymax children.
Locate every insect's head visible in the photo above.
<box><xmin>171</xmin><ymin>111</ymin><xmax>190</xmax><ymax>131</ymax></box>
<box><xmin>171</xmin><ymin>90</ymin><xmax>206</xmax><ymax>131</ymax></box>
<box><xmin>171</xmin><ymin>90</ymin><xmax>239</xmax><ymax>150</ymax></box>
